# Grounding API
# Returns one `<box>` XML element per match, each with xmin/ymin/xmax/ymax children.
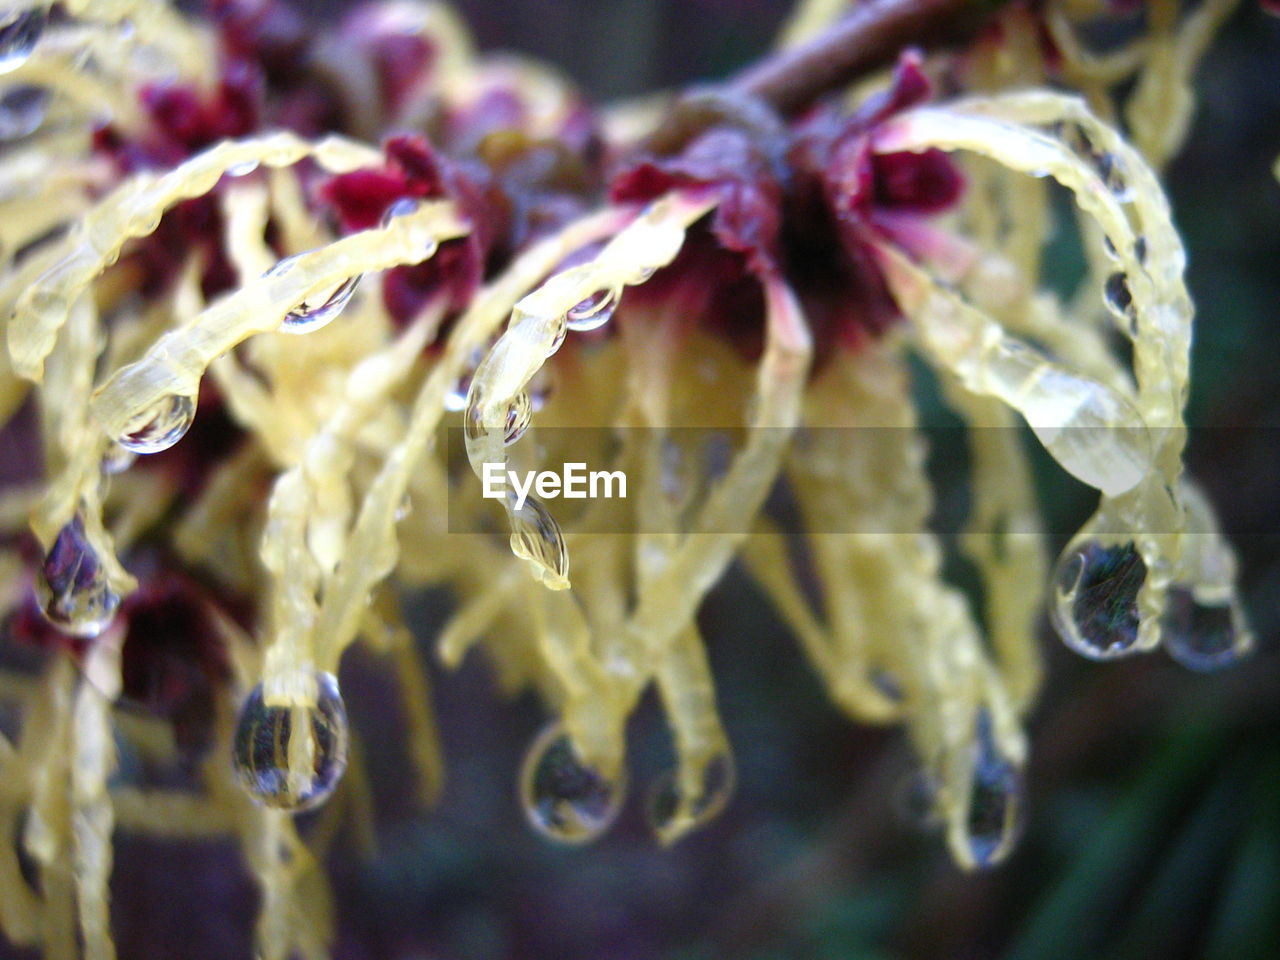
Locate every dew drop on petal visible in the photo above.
<box><xmin>224</xmin><ymin>159</ymin><xmax>260</xmax><ymax>178</ymax></box>
<box><xmin>1095</xmin><ymin>152</ymin><xmax>1133</xmax><ymax>202</ymax></box>
<box><xmin>0</xmin><ymin>9</ymin><xmax>45</xmax><ymax>74</ymax></box>
<box><xmin>35</xmin><ymin>515</ymin><xmax>121</xmax><ymax>638</ymax></box>
<box><xmin>1162</xmin><ymin>586</ymin><xmax>1248</xmax><ymax>672</ymax></box>
<box><xmin>520</xmin><ymin>721</ymin><xmax>624</xmax><ymax>844</ymax></box>
<box><xmin>647</xmin><ymin>750</ymin><xmax>735</xmax><ymax>844</ymax></box>
<box><xmin>463</xmin><ymin>394</ymin><xmax>487</xmax><ymax>444</ymax></box>
<box><xmin>1051</xmin><ymin>539</ymin><xmax>1147</xmax><ymax>659</ymax></box>
<box><xmin>280</xmin><ymin>274</ymin><xmax>361</xmax><ymax>333</ymax></box>
<box><xmin>381</xmin><ymin>197</ymin><xmax>421</xmax><ymax>225</ymax></box>
<box><xmin>0</xmin><ymin>84</ymin><xmax>48</xmax><ymax>139</ymax></box>
<box><xmin>546</xmin><ymin>313</ymin><xmax>568</xmax><ymax>356</ymax></box>
<box><xmin>232</xmin><ymin>671</ymin><xmax>349</xmax><ymax>811</ymax></box>
<box><xmin>964</xmin><ymin>710</ymin><xmax>1024</xmax><ymax>869</ymax></box>
<box><xmin>504</xmin><ymin>391</ymin><xmax>532</xmax><ymax>446</ymax></box>
<box><xmin>394</xmin><ymin>494</ymin><xmax>412</xmax><ymax>522</ymax></box>
<box><xmin>117</xmin><ymin>392</ymin><xmax>196</xmax><ymax>454</ymax></box>
<box><xmin>508</xmin><ymin>494</ymin><xmax>567</xmax><ymax>582</ymax></box>
<box><xmin>565</xmin><ymin>287</ymin><xmax>618</xmax><ymax>332</ymax></box>
<box><xmin>870</xmin><ymin>668</ymin><xmax>905</xmax><ymax>703</ymax></box>
<box><xmin>1104</xmin><ymin>272</ymin><xmax>1136</xmax><ymax>330</ymax></box>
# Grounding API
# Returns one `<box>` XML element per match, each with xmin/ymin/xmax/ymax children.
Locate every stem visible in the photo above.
<box><xmin>732</xmin><ymin>0</ymin><xmax>1000</xmax><ymax>115</ymax></box>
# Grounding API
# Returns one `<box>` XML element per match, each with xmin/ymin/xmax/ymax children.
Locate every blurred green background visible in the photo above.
<box><xmin>67</xmin><ymin>3</ymin><xmax>1280</xmax><ymax>960</ymax></box>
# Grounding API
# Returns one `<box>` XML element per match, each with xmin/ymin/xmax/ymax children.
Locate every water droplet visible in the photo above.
<box><xmin>394</xmin><ymin>494</ymin><xmax>412</xmax><ymax>522</ymax></box>
<box><xmin>280</xmin><ymin>274</ymin><xmax>361</xmax><ymax>333</ymax></box>
<box><xmin>546</xmin><ymin>314</ymin><xmax>568</xmax><ymax>356</ymax></box>
<box><xmin>0</xmin><ymin>84</ymin><xmax>48</xmax><ymax>139</ymax></box>
<box><xmin>117</xmin><ymin>392</ymin><xmax>196</xmax><ymax>454</ymax></box>
<box><xmin>100</xmin><ymin>443</ymin><xmax>136</xmax><ymax>475</ymax></box>
<box><xmin>224</xmin><ymin>159</ymin><xmax>260</xmax><ymax>178</ymax></box>
<box><xmin>232</xmin><ymin>671</ymin><xmax>349</xmax><ymax>811</ymax></box>
<box><xmin>380</xmin><ymin>197</ymin><xmax>421</xmax><ymax>225</ymax></box>
<box><xmin>1103</xmin><ymin>272</ymin><xmax>1135</xmax><ymax>330</ymax></box>
<box><xmin>1051</xmin><ymin>539</ymin><xmax>1147</xmax><ymax>659</ymax></box>
<box><xmin>1094</xmin><ymin>151</ymin><xmax>1132</xmax><ymax>201</ymax></box>
<box><xmin>870</xmin><ymin>668</ymin><xmax>905</xmax><ymax>702</ymax></box>
<box><xmin>35</xmin><ymin>515</ymin><xmax>121</xmax><ymax>638</ymax></box>
<box><xmin>380</xmin><ymin>196</ymin><xmax>439</xmax><ymax>259</ymax></box>
<box><xmin>1162</xmin><ymin>587</ymin><xmax>1247</xmax><ymax>672</ymax></box>
<box><xmin>0</xmin><ymin>9</ymin><xmax>45</xmax><ymax>74</ymax></box>
<box><xmin>647</xmin><ymin>750</ymin><xmax>735</xmax><ymax>844</ymax></box>
<box><xmin>504</xmin><ymin>391</ymin><xmax>531</xmax><ymax>446</ymax></box>
<box><xmin>463</xmin><ymin>395</ymin><xmax>486</xmax><ymax>444</ymax></box>
<box><xmin>565</xmin><ymin>287</ymin><xmax>618</xmax><ymax>332</ymax></box>
<box><xmin>520</xmin><ymin>721</ymin><xmax>624</xmax><ymax>844</ymax></box>
<box><xmin>1054</xmin><ymin>121</ymin><xmax>1131</xmax><ymax>200</ymax></box>
<box><xmin>965</xmin><ymin>711</ymin><xmax>1024</xmax><ymax>868</ymax></box>
<box><xmin>508</xmin><ymin>494</ymin><xmax>567</xmax><ymax>582</ymax></box>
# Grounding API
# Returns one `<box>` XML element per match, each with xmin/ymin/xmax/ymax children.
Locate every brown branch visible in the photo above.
<box><xmin>731</xmin><ymin>0</ymin><xmax>1002</xmax><ymax>115</ymax></box>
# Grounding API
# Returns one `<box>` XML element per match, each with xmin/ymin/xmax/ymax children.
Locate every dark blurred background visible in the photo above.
<box><xmin>28</xmin><ymin>3</ymin><xmax>1280</xmax><ymax>960</ymax></box>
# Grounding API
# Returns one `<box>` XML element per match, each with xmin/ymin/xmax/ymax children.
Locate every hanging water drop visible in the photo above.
<box><xmin>381</xmin><ymin>197</ymin><xmax>439</xmax><ymax>260</ymax></box>
<box><xmin>381</xmin><ymin>197</ymin><xmax>421</xmax><ymax>225</ymax></box>
<box><xmin>547</xmin><ymin>313</ymin><xmax>568</xmax><ymax>356</ymax></box>
<box><xmin>394</xmin><ymin>494</ymin><xmax>412</xmax><ymax>522</ymax></box>
<box><xmin>504</xmin><ymin>391</ymin><xmax>531</xmax><ymax>446</ymax></box>
<box><xmin>0</xmin><ymin>9</ymin><xmax>45</xmax><ymax>74</ymax></box>
<box><xmin>565</xmin><ymin>287</ymin><xmax>618</xmax><ymax>332</ymax></box>
<box><xmin>870</xmin><ymin>668</ymin><xmax>905</xmax><ymax>703</ymax></box>
<box><xmin>35</xmin><ymin>515</ymin><xmax>121</xmax><ymax>638</ymax></box>
<box><xmin>116</xmin><ymin>392</ymin><xmax>196</xmax><ymax>454</ymax></box>
<box><xmin>647</xmin><ymin>750</ymin><xmax>735</xmax><ymax>845</ymax></box>
<box><xmin>1054</xmin><ymin>121</ymin><xmax>1131</xmax><ymax>200</ymax></box>
<box><xmin>280</xmin><ymin>274</ymin><xmax>361</xmax><ymax>333</ymax></box>
<box><xmin>1103</xmin><ymin>272</ymin><xmax>1136</xmax><ymax>330</ymax></box>
<box><xmin>964</xmin><ymin>710</ymin><xmax>1024</xmax><ymax>869</ymax></box>
<box><xmin>232</xmin><ymin>671</ymin><xmax>349</xmax><ymax>811</ymax></box>
<box><xmin>0</xmin><ymin>84</ymin><xmax>48</xmax><ymax>139</ymax></box>
<box><xmin>519</xmin><ymin>721</ymin><xmax>624</xmax><ymax>844</ymax></box>
<box><xmin>1094</xmin><ymin>151</ymin><xmax>1133</xmax><ymax>202</ymax></box>
<box><xmin>1051</xmin><ymin>538</ymin><xmax>1147</xmax><ymax>659</ymax></box>
<box><xmin>1162</xmin><ymin>586</ymin><xmax>1249</xmax><ymax>672</ymax></box>
<box><xmin>508</xmin><ymin>494</ymin><xmax>568</xmax><ymax>584</ymax></box>
<box><xmin>224</xmin><ymin>159</ymin><xmax>260</xmax><ymax>178</ymax></box>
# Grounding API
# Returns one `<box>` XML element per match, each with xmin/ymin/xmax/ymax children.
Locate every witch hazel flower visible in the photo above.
<box><xmin>0</xmin><ymin>0</ymin><xmax>1261</xmax><ymax>956</ymax></box>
